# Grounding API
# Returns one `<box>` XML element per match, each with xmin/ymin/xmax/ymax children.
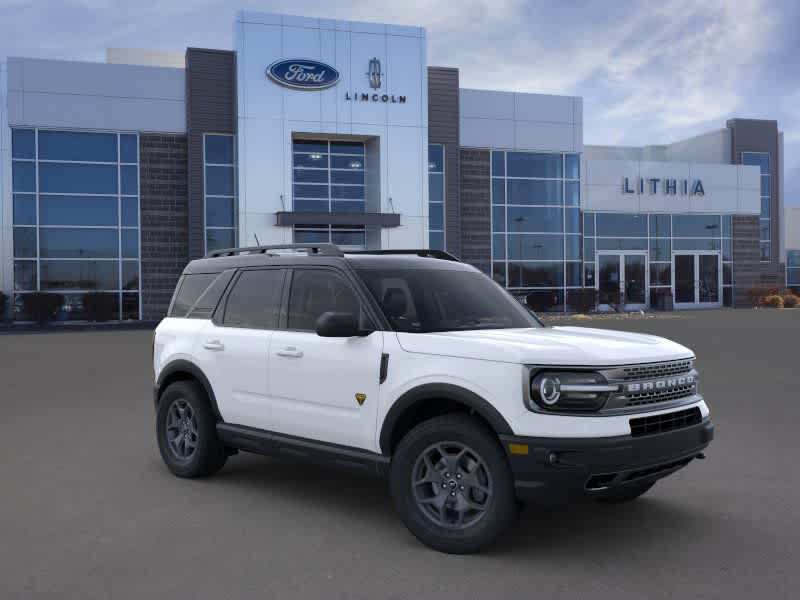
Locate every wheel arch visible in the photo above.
<box><xmin>379</xmin><ymin>383</ymin><xmax>513</xmax><ymax>455</ymax></box>
<box><xmin>155</xmin><ymin>360</ymin><xmax>222</xmax><ymax>421</ymax></box>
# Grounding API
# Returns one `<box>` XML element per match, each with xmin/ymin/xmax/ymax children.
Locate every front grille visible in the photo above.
<box><xmin>625</xmin><ymin>384</ymin><xmax>696</xmax><ymax>407</ymax></box>
<box><xmin>621</xmin><ymin>360</ymin><xmax>693</xmax><ymax>381</ymax></box>
<box><xmin>629</xmin><ymin>407</ymin><xmax>702</xmax><ymax>437</ymax></box>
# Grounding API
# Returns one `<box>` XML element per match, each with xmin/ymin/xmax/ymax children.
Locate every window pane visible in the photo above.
<box><xmin>206</xmin><ymin>228</ymin><xmax>235</xmax><ymax>252</ymax></box>
<box><xmin>787</xmin><ymin>251</ymin><xmax>800</xmax><ymax>268</ymax></box>
<box><xmin>492</xmin><ymin>262</ymin><xmax>506</xmax><ymax>286</ymax></box>
<box><xmin>206</xmin><ymin>197</ymin><xmax>235</xmax><ymax>227</ymax></box>
<box><xmin>288</xmin><ymin>269</ymin><xmax>361</xmax><ymax>330</ymax></box>
<box><xmin>40</xmin><ymin>228</ymin><xmax>118</xmax><ymax>258</ymax></box>
<box><xmin>13</xmin><ymin>194</ymin><xmax>36</xmax><ymax>225</ymax></box>
<box><xmin>759</xmin><ymin>219</ymin><xmax>770</xmax><ymax>241</ymax></box>
<box><xmin>722</xmin><ymin>238</ymin><xmax>732</xmax><ymax>261</ymax></box>
<box><xmin>761</xmin><ymin>197</ymin><xmax>770</xmax><ymax>218</ymax></box>
<box><xmin>507</xmin><ymin>234</ymin><xmax>564</xmax><ymax>260</ymax></box>
<box><xmin>507</xmin><ymin>179</ymin><xmax>562</xmax><ymax>205</ymax></box>
<box><xmin>565</xmin><ymin>208</ymin><xmax>580</xmax><ymax>233</ymax></box>
<box><xmin>565</xmin><ymin>235</ymin><xmax>581</xmax><ymax>260</ymax></box>
<box><xmin>205</xmin><ymin>135</ymin><xmax>234</xmax><ymax>164</ymax></box>
<box><xmin>492</xmin><ymin>179</ymin><xmax>505</xmax><ymax>205</ymax></box>
<box><xmin>330</xmin><ymin>155</ymin><xmax>363</xmax><ymax>170</ymax></box>
<box><xmin>332</xmin><ymin>170</ymin><xmax>365</xmax><ymax>185</ymax></box>
<box><xmin>760</xmin><ymin>242</ymin><xmax>770</xmax><ymax>261</ymax></box>
<box><xmin>583</xmin><ymin>213</ymin><xmax>595</xmax><ymax>236</ymax></box>
<box><xmin>741</xmin><ymin>152</ymin><xmax>769</xmax><ymax>174</ymax></box>
<box><xmin>120</xmin><ymin>134</ymin><xmax>138</xmax><ymax>163</ymax></box>
<box><xmin>40</xmin><ymin>260</ymin><xmax>119</xmax><ymax>290</ymax></box>
<box><xmin>428</xmin><ymin>173</ymin><xmax>444</xmax><ymax>203</ymax></box>
<box><xmin>721</xmin><ymin>215</ymin><xmax>732</xmax><ymax>237</ymax></box>
<box><xmin>331</xmin><ymin>200</ymin><xmax>365</xmax><ymax>213</ymax></box>
<box><xmin>507</xmin><ymin>152</ymin><xmax>562</xmax><ymax>178</ymax></box>
<box><xmin>12</xmin><ymin>129</ymin><xmax>35</xmax><ymax>159</ymax></box>
<box><xmin>428</xmin><ymin>144</ymin><xmax>444</xmax><ymax>172</ymax></box>
<box><xmin>121</xmin><ymin>198</ymin><xmax>139</xmax><ymax>226</ymax></box>
<box><xmin>40</xmin><ymin>195</ymin><xmax>118</xmax><ymax>226</ymax></box>
<box><xmin>293</xmin><ymin>168</ymin><xmax>328</xmax><ymax>184</ymax></box>
<box><xmin>723</xmin><ymin>263</ymin><xmax>732</xmax><ymax>285</ymax></box>
<box><xmin>507</xmin><ymin>206</ymin><xmax>563</xmax><ymax>233</ymax></box>
<box><xmin>565</xmin><ymin>181</ymin><xmax>579</xmax><ymax>206</ymax></box>
<box><xmin>295</xmin><ymin>199</ymin><xmax>329</xmax><ymax>212</ymax></box>
<box><xmin>14</xmin><ymin>227</ymin><xmax>37</xmax><ymax>258</ymax></box>
<box><xmin>122</xmin><ymin>229</ymin><xmax>139</xmax><ymax>258</ymax></box>
<box><xmin>649</xmin><ymin>238</ymin><xmax>671</xmax><ymax>261</ymax></box>
<box><xmin>38</xmin><ymin>131</ymin><xmax>118</xmax><ymax>162</ymax></box>
<box><xmin>673</xmin><ymin>214</ymin><xmax>721</xmax><ymax>237</ymax></box>
<box><xmin>491</xmin><ymin>151</ymin><xmax>505</xmax><ymax>177</ymax></box>
<box><xmin>583</xmin><ymin>237</ymin><xmax>594</xmax><ymax>262</ymax></box>
<box><xmin>330</xmin><ymin>141</ymin><xmax>364</xmax><ymax>155</ymax></box>
<box><xmin>223</xmin><ymin>269</ymin><xmax>284</xmax><ymax>329</ymax></box>
<box><xmin>121</xmin><ymin>165</ymin><xmax>138</xmax><ymax>195</ymax></box>
<box><xmin>12</xmin><ymin>161</ymin><xmax>35</xmax><ymax>192</ymax></box>
<box><xmin>584</xmin><ymin>262</ymin><xmax>595</xmax><ymax>287</ymax></box>
<box><xmin>429</xmin><ymin>202</ymin><xmax>444</xmax><ymax>230</ymax></box>
<box><xmin>596</xmin><ymin>213</ymin><xmax>647</xmax><ymax>237</ymax></box>
<box><xmin>508</xmin><ymin>262</ymin><xmax>564</xmax><ymax>287</ymax></box>
<box><xmin>122</xmin><ymin>261</ymin><xmax>139</xmax><ymax>290</ymax></box>
<box><xmin>293</xmin><ymin>140</ymin><xmax>328</xmax><ymax>154</ymax></box>
<box><xmin>294</xmin><ymin>153</ymin><xmax>329</xmax><ymax>168</ymax></box>
<box><xmin>566</xmin><ymin>262</ymin><xmax>581</xmax><ymax>287</ymax></box>
<box><xmin>331</xmin><ymin>229</ymin><xmax>366</xmax><ymax>247</ymax></box>
<box><xmin>331</xmin><ymin>185</ymin><xmax>364</xmax><ymax>200</ymax></box>
<box><xmin>760</xmin><ymin>175</ymin><xmax>770</xmax><ymax>196</ymax></box>
<box><xmin>492</xmin><ymin>234</ymin><xmax>506</xmax><ymax>260</ymax></box>
<box><xmin>206</xmin><ymin>166</ymin><xmax>235</xmax><ymax>195</ymax></box>
<box><xmin>122</xmin><ymin>293</ymin><xmax>139</xmax><ymax>320</ymax></box>
<box><xmin>565</xmin><ymin>154</ymin><xmax>580</xmax><ymax>179</ymax></box>
<box><xmin>294</xmin><ymin>183</ymin><xmax>329</xmax><ymax>199</ymax></box>
<box><xmin>39</xmin><ymin>163</ymin><xmax>118</xmax><ymax>194</ymax></box>
<box><xmin>673</xmin><ymin>238</ymin><xmax>721</xmax><ymax>251</ymax></box>
<box><xmin>294</xmin><ymin>229</ymin><xmax>329</xmax><ymax>243</ymax></box>
<box><xmin>788</xmin><ymin>268</ymin><xmax>800</xmax><ymax>285</ymax></box>
<box><xmin>429</xmin><ymin>231</ymin><xmax>444</xmax><ymax>251</ymax></box>
<box><xmin>524</xmin><ymin>289</ymin><xmax>564</xmax><ymax>312</ymax></box>
<box><xmin>596</xmin><ymin>238</ymin><xmax>647</xmax><ymax>250</ymax></box>
<box><xmin>492</xmin><ymin>206</ymin><xmax>505</xmax><ymax>232</ymax></box>
<box><xmin>650</xmin><ymin>263</ymin><xmax>671</xmax><ymax>286</ymax></box>
<box><xmin>170</xmin><ymin>273</ymin><xmax>217</xmax><ymax>317</ymax></box>
<box><xmin>14</xmin><ymin>261</ymin><xmax>37</xmax><ymax>290</ymax></box>
<box><xmin>649</xmin><ymin>214</ymin><xmax>671</xmax><ymax>237</ymax></box>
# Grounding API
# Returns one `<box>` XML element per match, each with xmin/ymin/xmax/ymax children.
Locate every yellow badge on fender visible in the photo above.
<box><xmin>355</xmin><ymin>393</ymin><xmax>367</xmax><ymax>406</ymax></box>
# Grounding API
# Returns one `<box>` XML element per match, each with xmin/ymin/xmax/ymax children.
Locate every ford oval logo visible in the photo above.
<box><xmin>267</xmin><ymin>59</ymin><xmax>340</xmax><ymax>90</ymax></box>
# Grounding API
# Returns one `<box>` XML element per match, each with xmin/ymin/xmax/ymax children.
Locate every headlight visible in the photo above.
<box><xmin>528</xmin><ymin>371</ymin><xmax>618</xmax><ymax>412</ymax></box>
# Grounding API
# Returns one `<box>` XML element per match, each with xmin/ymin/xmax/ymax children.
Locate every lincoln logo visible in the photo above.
<box><xmin>266</xmin><ymin>59</ymin><xmax>341</xmax><ymax>90</ymax></box>
<box><xmin>367</xmin><ymin>57</ymin><xmax>382</xmax><ymax>89</ymax></box>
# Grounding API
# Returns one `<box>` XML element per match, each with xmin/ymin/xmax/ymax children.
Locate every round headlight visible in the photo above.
<box><xmin>530</xmin><ymin>371</ymin><xmax>616</xmax><ymax>412</ymax></box>
<box><xmin>537</xmin><ymin>376</ymin><xmax>561</xmax><ymax>405</ymax></box>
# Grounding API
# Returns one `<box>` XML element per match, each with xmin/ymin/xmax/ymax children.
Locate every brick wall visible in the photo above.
<box><xmin>139</xmin><ymin>134</ymin><xmax>189</xmax><ymax>320</ymax></box>
<box><xmin>459</xmin><ymin>149</ymin><xmax>491</xmax><ymax>275</ymax></box>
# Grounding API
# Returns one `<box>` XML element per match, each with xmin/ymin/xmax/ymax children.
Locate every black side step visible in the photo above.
<box><xmin>217</xmin><ymin>423</ymin><xmax>390</xmax><ymax>478</ymax></box>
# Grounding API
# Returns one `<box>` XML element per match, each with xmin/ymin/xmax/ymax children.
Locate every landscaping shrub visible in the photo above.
<box><xmin>762</xmin><ymin>295</ymin><xmax>784</xmax><ymax>309</ymax></box>
<box><xmin>747</xmin><ymin>287</ymin><xmax>791</xmax><ymax>307</ymax></box>
<box><xmin>782</xmin><ymin>294</ymin><xmax>799</xmax><ymax>308</ymax></box>
<box><xmin>21</xmin><ymin>293</ymin><xmax>64</xmax><ymax>324</ymax></box>
<box><xmin>82</xmin><ymin>292</ymin><xmax>118</xmax><ymax>322</ymax></box>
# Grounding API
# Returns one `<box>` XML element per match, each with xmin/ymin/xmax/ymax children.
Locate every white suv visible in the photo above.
<box><xmin>153</xmin><ymin>244</ymin><xmax>713</xmax><ymax>554</ymax></box>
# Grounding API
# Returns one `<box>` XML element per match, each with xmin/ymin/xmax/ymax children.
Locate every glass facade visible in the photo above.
<box><xmin>491</xmin><ymin>150</ymin><xmax>580</xmax><ymax>311</ymax></box>
<box><xmin>291</xmin><ymin>139</ymin><xmax>366</xmax><ymax>248</ymax></box>
<box><xmin>742</xmin><ymin>152</ymin><xmax>770</xmax><ymax>261</ymax></box>
<box><xmin>788</xmin><ymin>250</ymin><xmax>800</xmax><ymax>287</ymax></box>
<box><xmin>11</xmin><ymin>128</ymin><xmax>141</xmax><ymax>320</ymax></box>
<box><xmin>428</xmin><ymin>144</ymin><xmax>445</xmax><ymax>250</ymax></box>
<box><xmin>204</xmin><ymin>134</ymin><xmax>237</xmax><ymax>253</ymax></box>
<box><xmin>584</xmin><ymin>213</ymin><xmax>734</xmax><ymax>307</ymax></box>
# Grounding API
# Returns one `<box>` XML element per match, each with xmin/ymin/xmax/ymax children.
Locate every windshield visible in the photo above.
<box><xmin>356</xmin><ymin>268</ymin><xmax>541</xmax><ymax>333</ymax></box>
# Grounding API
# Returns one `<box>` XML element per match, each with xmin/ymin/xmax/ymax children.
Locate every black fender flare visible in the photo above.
<box><xmin>155</xmin><ymin>359</ymin><xmax>222</xmax><ymax>421</ymax></box>
<box><xmin>379</xmin><ymin>383</ymin><xmax>513</xmax><ymax>454</ymax></box>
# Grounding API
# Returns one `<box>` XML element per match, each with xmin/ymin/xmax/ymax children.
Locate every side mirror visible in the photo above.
<box><xmin>315</xmin><ymin>312</ymin><xmax>370</xmax><ymax>337</ymax></box>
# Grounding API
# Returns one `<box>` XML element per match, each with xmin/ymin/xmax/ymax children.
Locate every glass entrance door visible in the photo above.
<box><xmin>596</xmin><ymin>252</ymin><xmax>648</xmax><ymax>310</ymax></box>
<box><xmin>673</xmin><ymin>252</ymin><xmax>721</xmax><ymax>308</ymax></box>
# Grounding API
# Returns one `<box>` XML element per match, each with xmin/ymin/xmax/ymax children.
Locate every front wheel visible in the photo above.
<box><xmin>390</xmin><ymin>414</ymin><xmax>518</xmax><ymax>554</ymax></box>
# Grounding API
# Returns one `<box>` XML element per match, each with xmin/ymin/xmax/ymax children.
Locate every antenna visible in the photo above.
<box><xmin>254</xmin><ymin>233</ymin><xmax>262</xmax><ymax>247</ymax></box>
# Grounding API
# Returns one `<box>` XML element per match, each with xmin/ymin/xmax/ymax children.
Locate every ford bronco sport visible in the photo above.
<box><xmin>153</xmin><ymin>243</ymin><xmax>713</xmax><ymax>554</ymax></box>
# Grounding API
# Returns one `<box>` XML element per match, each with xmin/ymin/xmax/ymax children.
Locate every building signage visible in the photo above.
<box><xmin>266</xmin><ymin>59</ymin><xmax>340</xmax><ymax>90</ymax></box>
<box><xmin>623</xmin><ymin>177</ymin><xmax>705</xmax><ymax>196</ymax></box>
<box><xmin>344</xmin><ymin>57</ymin><xmax>407</xmax><ymax>104</ymax></box>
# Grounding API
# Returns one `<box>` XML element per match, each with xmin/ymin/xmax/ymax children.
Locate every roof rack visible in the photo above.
<box><xmin>346</xmin><ymin>249</ymin><xmax>461</xmax><ymax>262</ymax></box>
<box><xmin>204</xmin><ymin>243</ymin><xmax>344</xmax><ymax>258</ymax></box>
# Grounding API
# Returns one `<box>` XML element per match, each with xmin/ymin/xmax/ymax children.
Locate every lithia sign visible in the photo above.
<box><xmin>267</xmin><ymin>57</ymin><xmax>407</xmax><ymax>103</ymax></box>
<box><xmin>623</xmin><ymin>176</ymin><xmax>705</xmax><ymax>196</ymax></box>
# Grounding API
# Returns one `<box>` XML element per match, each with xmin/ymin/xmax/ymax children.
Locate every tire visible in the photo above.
<box><xmin>156</xmin><ymin>380</ymin><xmax>227</xmax><ymax>478</ymax></box>
<box><xmin>390</xmin><ymin>414</ymin><xmax>518</xmax><ymax>554</ymax></box>
<box><xmin>593</xmin><ymin>481</ymin><xmax>654</xmax><ymax>504</ymax></box>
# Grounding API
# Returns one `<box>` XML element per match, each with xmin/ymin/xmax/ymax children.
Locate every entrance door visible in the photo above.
<box><xmin>672</xmin><ymin>252</ymin><xmax>721</xmax><ymax>309</ymax></box>
<box><xmin>596</xmin><ymin>252</ymin><xmax>648</xmax><ymax>310</ymax></box>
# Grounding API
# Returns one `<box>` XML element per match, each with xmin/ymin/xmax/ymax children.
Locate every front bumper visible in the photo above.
<box><xmin>499</xmin><ymin>417</ymin><xmax>714</xmax><ymax>504</ymax></box>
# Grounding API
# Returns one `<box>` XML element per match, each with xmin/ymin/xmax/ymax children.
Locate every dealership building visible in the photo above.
<box><xmin>0</xmin><ymin>10</ymin><xmax>795</xmax><ymax>320</ymax></box>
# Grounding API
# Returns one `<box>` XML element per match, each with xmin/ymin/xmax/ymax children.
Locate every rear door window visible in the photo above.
<box><xmin>221</xmin><ymin>269</ymin><xmax>285</xmax><ymax>329</ymax></box>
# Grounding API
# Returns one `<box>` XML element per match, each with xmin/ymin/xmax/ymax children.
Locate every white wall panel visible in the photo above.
<box><xmin>514</xmin><ymin>121</ymin><xmax>574</xmax><ymax>152</ymax></box>
<box><xmin>460</xmin><ymin>89</ymin><xmax>514</xmax><ymax>120</ymax></box>
<box><xmin>460</xmin><ymin>117</ymin><xmax>514</xmax><ymax>149</ymax></box>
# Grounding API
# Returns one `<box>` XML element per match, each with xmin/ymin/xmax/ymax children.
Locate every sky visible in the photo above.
<box><xmin>1</xmin><ymin>0</ymin><xmax>798</xmax><ymax>204</ymax></box>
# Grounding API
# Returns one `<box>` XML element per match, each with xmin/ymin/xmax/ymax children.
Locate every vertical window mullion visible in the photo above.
<box><xmin>35</xmin><ymin>128</ymin><xmax>41</xmax><ymax>293</ymax></box>
<box><xmin>117</xmin><ymin>133</ymin><xmax>123</xmax><ymax>320</ymax></box>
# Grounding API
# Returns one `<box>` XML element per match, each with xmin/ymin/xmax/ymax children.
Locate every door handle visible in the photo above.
<box><xmin>203</xmin><ymin>340</ymin><xmax>225</xmax><ymax>351</ymax></box>
<box><xmin>276</xmin><ymin>346</ymin><xmax>303</xmax><ymax>358</ymax></box>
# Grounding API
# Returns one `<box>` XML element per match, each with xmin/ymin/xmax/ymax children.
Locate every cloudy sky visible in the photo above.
<box><xmin>2</xmin><ymin>0</ymin><xmax>798</xmax><ymax>204</ymax></box>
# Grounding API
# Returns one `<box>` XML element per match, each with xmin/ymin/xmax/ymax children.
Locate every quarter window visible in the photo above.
<box><xmin>222</xmin><ymin>269</ymin><xmax>284</xmax><ymax>329</ymax></box>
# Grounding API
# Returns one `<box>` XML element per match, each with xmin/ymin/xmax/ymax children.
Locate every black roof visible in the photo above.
<box><xmin>182</xmin><ymin>244</ymin><xmax>476</xmax><ymax>275</ymax></box>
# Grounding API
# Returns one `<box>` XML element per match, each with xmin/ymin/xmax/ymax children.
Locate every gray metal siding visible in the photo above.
<box><xmin>459</xmin><ymin>148</ymin><xmax>491</xmax><ymax>275</ymax></box>
<box><xmin>186</xmin><ymin>48</ymin><xmax>237</xmax><ymax>260</ymax></box>
<box><xmin>427</xmin><ymin>67</ymin><xmax>461</xmax><ymax>257</ymax></box>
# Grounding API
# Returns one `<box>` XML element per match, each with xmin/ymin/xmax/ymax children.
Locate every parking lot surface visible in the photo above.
<box><xmin>1</xmin><ymin>309</ymin><xmax>798</xmax><ymax>599</ymax></box>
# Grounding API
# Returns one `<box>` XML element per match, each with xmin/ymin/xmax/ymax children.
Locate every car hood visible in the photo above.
<box><xmin>395</xmin><ymin>326</ymin><xmax>693</xmax><ymax>366</ymax></box>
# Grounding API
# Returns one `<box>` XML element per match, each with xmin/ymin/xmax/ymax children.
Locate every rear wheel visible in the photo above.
<box><xmin>593</xmin><ymin>481</ymin><xmax>654</xmax><ymax>504</ymax></box>
<box><xmin>156</xmin><ymin>380</ymin><xmax>227</xmax><ymax>478</ymax></box>
<box><xmin>390</xmin><ymin>414</ymin><xmax>517</xmax><ymax>554</ymax></box>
